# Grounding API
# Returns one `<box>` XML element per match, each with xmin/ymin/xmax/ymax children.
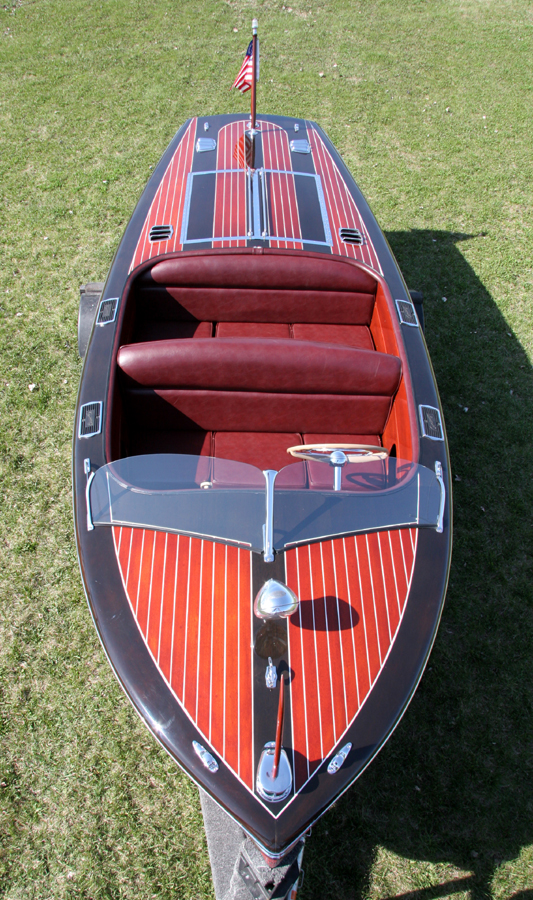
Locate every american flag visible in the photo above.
<box><xmin>232</xmin><ymin>39</ymin><xmax>259</xmax><ymax>93</ymax></box>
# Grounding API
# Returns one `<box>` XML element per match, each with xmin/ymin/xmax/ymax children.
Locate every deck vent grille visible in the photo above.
<box><xmin>79</xmin><ymin>401</ymin><xmax>103</xmax><ymax>438</ymax></box>
<box><xmin>149</xmin><ymin>224</ymin><xmax>174</xmax><ymax>243</ymax></box>
<box><xmin>395</xmin><ymin>298</ymin><xmax>419</xmax><ymax>327</ymax></box>
<box><xmin>290</xmin><ymin>139</ymin><xmax>311</xmax><ymax>154</ymax></box>
<box><xmin>196</xmin><ymin>137</ymin><xmax>217</xmax><ymax>153</ymax></box>
<box><xmin>419</xmin><ymin>405</ymin><xmax>444</xmax><ymax>441</ymax></box>
<box><xmin>96</xmin><ymin>297</ymin><xmax>119</xmax><ymax>325</ymax></box>
<box><xmin>339</xmin><ymin>227</ymin><xmax>364</xmax><ymax>245</ymax></box>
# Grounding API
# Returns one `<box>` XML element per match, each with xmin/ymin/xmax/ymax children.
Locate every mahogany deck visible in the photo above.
<box><xmin>112</xmin><ymin>526</ymin><xmax>417</xmax><ymax>806</ymax></box>
<box><xmin>128</xmin><ymin>116</ymin><xmax>383</xmax><ymax>270</ymax></box>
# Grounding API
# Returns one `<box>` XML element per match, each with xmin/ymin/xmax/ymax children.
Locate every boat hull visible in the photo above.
<box><xmin>74</xmin><ymin>114</ymin><xmax>451</xmax><ymax>855</ymax></box>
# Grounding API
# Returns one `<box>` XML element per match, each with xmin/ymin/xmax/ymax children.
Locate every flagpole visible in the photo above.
<box><xmin>250</xmin><ymin>18</ymin><xmax>258</xmax><ymax>167</ymax></box>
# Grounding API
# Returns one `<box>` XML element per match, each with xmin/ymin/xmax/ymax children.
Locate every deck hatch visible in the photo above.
<box><xmin>78</xmin><ymin>401</ymin><xmax>103</xmax><ymax>438</ymax></box>
<box><xmin>96</xmin><ymin>297</ymin><xmax>119</xmax><ymax>325</ymax></box>
<box><xmin>419</xmin><ymin>405</ymin><xmax>444</xmax><ymax>441</ymax></box>
<box><xmin>395</xmin><ymin>298</ymin><xmax>419</xmax><ymax>327</ymax></box>
<box><xmin>149</xmin><ymin>224</ymin><xmax>174</xmax><ymax>243</ymax></box>
<box><xmin>180</xmin><ymin>168</ymin><xmax>332</xmax><ymax>247</ymax></box>
<box><xmin>339</xmin><ymin>227</ymin><xmax>364</xmax><ymax>245</ymax></box>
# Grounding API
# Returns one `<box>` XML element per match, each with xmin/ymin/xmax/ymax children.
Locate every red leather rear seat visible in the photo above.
<box><xmin>121</xmin><ymin>253</ymin><xmax>395</xmax><ymax>467</ymax></box>
<box><xmin>118</xmin><ymin>338</ymin><xmax>400</xmax><ymax>396</ymax></box>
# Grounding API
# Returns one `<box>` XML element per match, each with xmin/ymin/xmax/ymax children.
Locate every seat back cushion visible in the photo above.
<box><xmin>134</xmin><ymin>253</ymin><xmax>378</xmax><ymax>326</ymax></box>
<box><xmin>117</xmin><ymin>338</ymin><xmax>401</xmax><ymax>396</ymax></box>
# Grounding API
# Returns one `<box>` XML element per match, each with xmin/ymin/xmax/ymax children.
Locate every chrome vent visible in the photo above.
<box><xmin>96</xmin><ymin>297</ymin><xmax>119</xmax><ymax>325</ymax></box>
<box><xmin>395</xmin><ymin>298</ymin><xmax>419</xmax><ymax>327</ymax></box>
<box><xmin>79</xmin><ymin>401</ymin><xmax>103</xmax><ymax>438</ymax></box>
<box><xmin>196</xmin><ymin>137</ymin><xmax>217</xmax><ymax>153</ymax></box>
<box><xmin>149</xmin><ymin>224</ymin><xmax>174</xmax><ymax>243</ymax></box>
<box><xmin>419</xmin><ymin>405</ymin><xmax>444</xmax><ymax>441</ymax></box>
<box><xmin>339</xmin><ymin>227</ymin><xmax>364</xmax><ymax>245</ymax></box>
<box><xmin>290</xmin><ymin>139</ymin><xmax>311</xmax><ymax>154</ymax></box>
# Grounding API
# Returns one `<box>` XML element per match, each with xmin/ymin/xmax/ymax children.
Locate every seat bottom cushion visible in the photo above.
<box><xmin>292</xmin><ymin>324</ymin><xmax>373</xmax><ymax>350</ymax></box>
<box><xmin>216</xmin><ymin>322</ymin><xmax>291</xmax><ymax>338</ymax></box>
<box><xmin>214</xmin><ymin>432</ymin><xmax>303</xmax><ymax>476</ymax></box>
<box><xmin>128</xmin><ymin>429</ymin><xmax>213</xmax><ymax>457</ymax></box>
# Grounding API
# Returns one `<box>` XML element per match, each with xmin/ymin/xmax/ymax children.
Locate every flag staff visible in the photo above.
<box><xmin>250</xmin><ymin>19</ymin><xmax>258</xmax><ymax>133</ymax></box>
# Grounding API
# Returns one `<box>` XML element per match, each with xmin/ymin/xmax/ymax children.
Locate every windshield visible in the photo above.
<box><xmin>88</xmin><ymin>454</ymin><xmax>442</xmax><ymax>552</ymax></box>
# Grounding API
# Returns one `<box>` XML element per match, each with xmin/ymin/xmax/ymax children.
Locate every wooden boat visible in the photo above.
<box><xmin>73</xmin><ymin>111</ymin><xmax>451</xmax><ymax>892</ymax></box>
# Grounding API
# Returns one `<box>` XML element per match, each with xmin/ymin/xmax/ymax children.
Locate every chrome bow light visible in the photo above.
<box><xmin>254</xmin><ymin>579</ymin><xmax>299</xmax><ymax>620</ymax></box>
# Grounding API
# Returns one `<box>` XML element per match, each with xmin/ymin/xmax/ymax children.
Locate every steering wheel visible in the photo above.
<box><xmin>287</xmin><ymin>443</ymin><xmax>389</xmax><ymax>464</ymax></box>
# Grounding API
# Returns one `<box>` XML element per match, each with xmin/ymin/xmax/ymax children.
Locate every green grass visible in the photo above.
<box><xmin>1</xmin><ymin>1</ymin><xmax>532</xmax><ymax>897</ymax></box>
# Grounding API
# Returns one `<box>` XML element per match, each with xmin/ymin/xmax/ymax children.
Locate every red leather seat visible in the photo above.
<box><xmin>118</xmin><ymin>338</ymin><xmax>400</xmax><ymax>396</ymax></box>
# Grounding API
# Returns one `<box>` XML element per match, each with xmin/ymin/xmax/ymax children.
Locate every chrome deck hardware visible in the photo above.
<box><xmin>435</xmin><ymin>461</ymin><xmax>445</xmax><ymax>534</ymax></box>
<box><xmin>84</xmin><ymin>458</ymin><xmax>95</xmax><ymax>532</ymax></box>
<box><xmin>193</xmin><ymin>741</ymin><xmax>219</xmax><ymax>773</ymax></box>
<box><xmin>196</xmin><ymin>137</ymin><xmax>217</xmax><ymax>153</ymax></box>
<box><xmin>327</xmin><ymin>742</ymin><xmax>352</xmax><ymax>774</ymax></box>
<box><xmin>419</xmin><ymin>404</ymin><xmax>444</xmax><ymax>441</ymax></box>
<box><xmin>265</xmin><ymin>657</ymin><xmax>277</xmax><ymax>689</ymax></box>
<box><xmin>329</xmin><ymin>448</ymin><xmax>348</xmax><ymax>491</ymax></box>
<box><xmin>256</xmin><ymin>744</ymin><xmax>292</xmax><ymax>802</ymax></box>
<box><xmin>254</xmin><ymin>580</ymin><xmax>299</xmax><ymax>620</ymax></box>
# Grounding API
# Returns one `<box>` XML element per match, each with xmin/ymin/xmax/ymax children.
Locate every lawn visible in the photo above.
<box><xmin>1</xmin><ymin>1</ymin><xmax>532</xmax><ymax>898</ymax></box>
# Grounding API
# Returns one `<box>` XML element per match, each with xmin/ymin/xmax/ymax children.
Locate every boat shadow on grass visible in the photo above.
<box><xmin>301</xmin><ymin>230</ymin><xmax>533</xmax><ymax>900</ymax></box>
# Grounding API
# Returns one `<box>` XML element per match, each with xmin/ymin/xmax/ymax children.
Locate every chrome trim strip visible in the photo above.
<box><xmin>252</xmin><ymin>169</ymin><xmax>262</xmax><ymax>239</ymax></box>
<box><xmin>246</xmin><ymin>167</ymin><xmax>253</xmax><ymax>237</ymax></box>
<box><xmin>179</xmin><ymin>172</ymin><xmax>195</xmax><ymax>245</ymax></box>
<box><xmin>314</xmin><ymin>174</ymin><xmax>333</xmax><ymax>246</ymax></box>
<box><xmin>181</xmin><ymin>235</ymin><xmax>331</xmax><ymax>246</ymax></box>
<box><xmin>435</xmin><ymin>461</ymin><xmax>445</xmax><ymax>534</ymax></box>
<box><xmin>284</xmin><ymin>521</ymin><xmax>419</xmax><ymax>548</ymax></box>
<box><xmin>262</xmin><ymin>469</ymin><xmax>278</xmax><ymax>562</ymax></box>
<box><xmin>259</xmin><ymin>167</ymin><xmax>269</xmax><ymax>237</ymax></box>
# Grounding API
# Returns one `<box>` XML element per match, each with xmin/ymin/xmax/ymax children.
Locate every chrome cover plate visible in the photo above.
<box><xmin>196</xmin><ymin>137</ymin><xmax>217</xmax><ymax>152</ymax></box>
<box><xmin>395</xmin><ymin>298</ymin><xmax>419</xmax><ymax>327</ymax></box>
<box><xmin>96</xmin><ymin>297</ymin><xmax>119</xmax><ymax>326</ymax></box>
<box><xmin>419</xmin><ymin>405</ymin><xmax>444</xmax><ymax>441</ymax></box>
<box><xmin>290</xmin><ymin>139</ymin><xmax>311</xmax><ymax>153</ymax></box>
<box><xmin>78</xmin><ymin>401</ymin><xmax>103</xmax><ymax>438</ymax></box>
